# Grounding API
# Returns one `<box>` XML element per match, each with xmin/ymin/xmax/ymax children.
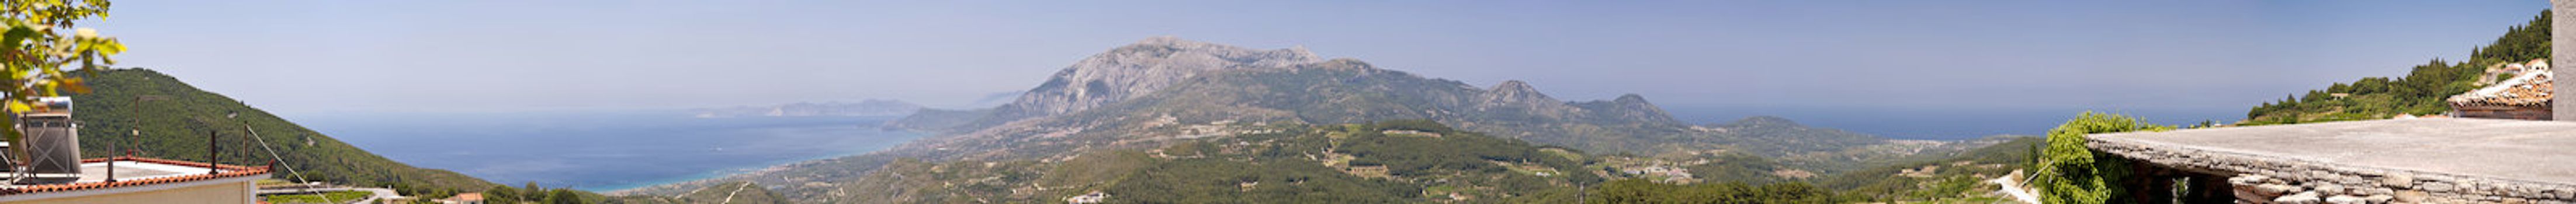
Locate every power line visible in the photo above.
<box><xmin>244</xmin><ymin>124</ymin><xmax>310</xmax><ymax>184</ymax></box>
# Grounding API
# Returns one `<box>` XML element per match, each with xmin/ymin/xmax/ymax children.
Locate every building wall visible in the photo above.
<box><xmin>12</xmin><ymin>180</ymin><xmax>257</xmax><ymax>204</ymax></box>
<box><xmin>2556</xmin><ymin>0</ymin><xmax>2575</xmax><ymax>121</ymax></box>
<box><xmin>2454</xmin><ymin>105</ymin><xmax>2553</xmax><ymax>121</ymax></box>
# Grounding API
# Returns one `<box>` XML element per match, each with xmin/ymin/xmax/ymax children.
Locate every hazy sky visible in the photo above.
<box><xmin>89</xmin><ymin>1</ymin><xmax>2548</xmax><ymax>136</ymax></box>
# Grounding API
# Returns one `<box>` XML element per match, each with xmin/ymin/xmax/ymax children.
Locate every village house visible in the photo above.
<box><xmin>437</xmin><ymin>192</ymin><xmax>486</xmax><ymax>204</ymax></box>
<box><xmin>0</xmin><ymin>97</ymin><xmax>274</xmax><ymax>204</ymax></box>
<box><xmin>2448</xmin><ymin>59</ymin><xmax>2554</xmax><ymax>120</ymax></box>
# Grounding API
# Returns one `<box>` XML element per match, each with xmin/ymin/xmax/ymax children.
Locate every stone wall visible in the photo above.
<box><xmin>2089</xmin><ymin>137</ymin><xmax>2576</xmax><ymax>203</ymax></box>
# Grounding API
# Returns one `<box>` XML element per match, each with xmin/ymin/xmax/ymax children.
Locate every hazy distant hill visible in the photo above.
<box><xmin>887</xmin><ymin>37</ymin><xmax>1864</xmax><ymax>156</ymax></box>
<box><xmin>692</xmin><ymin>99</ymin><xmax>923</xmax><ymax>118</ymax></box>
<box><xmin>71</xmin><ymin>68</ymin><xmax>496</xmax><ymax>192</ymax></box>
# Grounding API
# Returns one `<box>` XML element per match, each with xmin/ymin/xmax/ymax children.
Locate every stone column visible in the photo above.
<box><xmin>2559</xmin><ymin>0</ymin><xmax>2575</xmax><ymax>121</ymax></box>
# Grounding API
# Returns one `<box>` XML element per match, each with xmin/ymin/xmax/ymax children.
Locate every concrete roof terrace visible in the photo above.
<box><xmin>2086</xmin><ymin>118</ymin><xmax>2576</xmax><ymax>202</ymax></box>
<box><xmin>2089</xmin><ymin>118</ymin><xmax>2576</xmax><ymax>184</ymax></box>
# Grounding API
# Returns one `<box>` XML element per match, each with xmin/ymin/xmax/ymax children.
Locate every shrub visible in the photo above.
<box><xmin>2034</xmin><ymin>112</ymin><xmax>2172</xmax><ymax>204</ymax></box>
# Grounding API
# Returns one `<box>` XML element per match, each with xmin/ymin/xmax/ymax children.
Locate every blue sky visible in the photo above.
<box><xmin>91</xmin><ymin>1</ymin><xmax>2549</xmax><ymax>138</ymax></box>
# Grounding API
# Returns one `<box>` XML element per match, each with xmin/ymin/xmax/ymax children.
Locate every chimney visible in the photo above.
<box><xmin>2558</xmin><ymin>1</ymin><xmax>2574</xmax><ymax>121</ymax></box>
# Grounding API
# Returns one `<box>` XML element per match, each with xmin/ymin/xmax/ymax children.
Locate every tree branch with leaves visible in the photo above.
<box><xmin>0</xmin><ymin>0</ymin><xmax>122</xmax><ymax>165</ymax></box>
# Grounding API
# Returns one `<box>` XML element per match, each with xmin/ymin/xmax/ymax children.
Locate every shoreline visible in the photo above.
<box><xmin>586</xmin><ymin>130</ymin><xmax>926</xmax><ymax>192</ymax></box>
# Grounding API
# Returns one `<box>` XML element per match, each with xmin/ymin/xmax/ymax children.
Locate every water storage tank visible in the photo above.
<box><xmin>15</xmin><ymin>97</ymin><xmax>76</xmax><ymax>175</ymax></box>
<box><xmin>18</xmin><ymin>113</ymin><xmax>75</xmax><ymax>174</ymax></box>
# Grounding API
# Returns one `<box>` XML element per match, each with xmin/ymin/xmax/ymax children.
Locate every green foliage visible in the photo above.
<box><xmin>543</xmin><ymin>189</ymin><xmax>586</xmax><ymax>204</ymax></box>
<box><xmin>480</xmin><ymin>184</ymin><xmax>615</xmax><ymax>204</ymax></box>
<box><xmin>2035</xmin><ymin>112</ymin><xmax>2171</xmax><ymax>204</ymax></box>
<box><xmin>826</xmin><ymin>118</ymin><xmax>2049</xmax><ymax>203</ymax></box>
<box><xmin>522</xmin><ymin>182</ymin><xmax>548</xmax><ymax>202</ymax></box>
<box><xmin>1819</xmin><ymin>136</ymin><xmax>2040</xmax><ymax>202</ymax></box>
<box><xmin>2245</xmin><ymin>12</ymin><xmax>2548</xmax><ymax>125</ymax></box>
<box><xmin>0</xmin><ymin>0</ymin><xmax>125</xmax><ymax>169</ymax></box>
<box><xmin>1104</xmin><ymin>158</ymin><xmax>1419</xmax><ymax>203</ymax></box>
<box><xmin>260</xmin><ymin>191</ymin><xmax>373</xmax><ymax>203</ymax></box>
<box><xmin>613</xmin><ymin>181</ymin><xmax>786</xmax><ymax>204</ymax></box>
<box><xmin>1336</xmin><ymin>120</ymin><xmax>1586</xmax><ymax>178</ymax></box>
<box><xmin>1679</xmin><ymin>153</ymin><xmax>1790</xmax><ymax>184</ymax></box>
<box><xmin>2476</xmin><ymin>12</ymin><xmax>2553</xmax><ymax>62</ymax></box>
<box><xmin>484</xmin><ymin>186</ymin><xmax>523</xmax><ymax>204</ymax></box>
<box><xmin>1586</xmin><ymin>179</ymin><xmax>1844</xmax><ymax>203</ymax></box>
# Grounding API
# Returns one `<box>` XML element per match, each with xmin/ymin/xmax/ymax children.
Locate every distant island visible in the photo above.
<box><xmin>691</xmin><ymin>99</ymin><xmax>924</xmax><ymax>118</ymax></box>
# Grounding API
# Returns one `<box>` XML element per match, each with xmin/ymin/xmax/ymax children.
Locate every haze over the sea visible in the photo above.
<box><xmin>296</xmin><ymin>111</ymin><xmax>925</xmax><ymax>191</ymax></box>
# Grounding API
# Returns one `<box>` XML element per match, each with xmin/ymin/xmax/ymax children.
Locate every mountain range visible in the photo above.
<box><xmin>622</xmin><ymin>37</ymin><xmax>2002</xmax><ymax>202</ymax></box>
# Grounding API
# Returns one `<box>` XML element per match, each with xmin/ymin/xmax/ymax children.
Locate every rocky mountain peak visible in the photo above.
<box><xmin>1574</xmin><ymin>93</ymin><xmax>1683</xmax><ymax>125</ymax></box>
<box><xmin>1613</xmin><ymin>94</ymin><xmax>1649</xmax><ymax>104</ymax></box>
<box><xmin>1486</xmin><ymin>80</ymin><xmax>1556</xmax><ymax>102</ymax></box>
<box><xmin>979</xmin><ymin>37</ymin><xmax>1328</xmax><ymax>124</ymax></box>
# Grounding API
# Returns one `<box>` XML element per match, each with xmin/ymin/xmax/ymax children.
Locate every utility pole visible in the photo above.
<box><xmin>207</xmin><ymin>129</ymin><xmax>218</xmax><ymax>175</ymax></box>
<box><xmin>103</xmin><ymin>129</ymin><xmax>124</xmax><ymax>182</ymax></box>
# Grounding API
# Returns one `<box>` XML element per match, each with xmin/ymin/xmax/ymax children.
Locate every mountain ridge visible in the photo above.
<box><xmin>639</xmin><ymin>37</ymin><xmax>1960</xmax><ymax>202</ymax></box>
<box><xmin>957</xmin><ymin>36</ymin><xmax>1326</xmax><ymax>132</ymax></box>
<box><xmin>72</xmin><ymin>68</ymin><xmax>498</xmax><ymax>192</ymax></box>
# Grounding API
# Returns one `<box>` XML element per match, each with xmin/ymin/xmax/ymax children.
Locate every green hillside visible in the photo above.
<box><xmin>827</xmin><ymin>120</ymin><xmax>1604</xmax><ymax>203</ymax></box>
<box><xmin>614</xmin><ymin>181</ymin><xmax>790</xmax><ymax>204</ymax></box>
<box><xmin>634</xmin><ymin>58</ymin><xmax>1986</xmax><ymax>202</ymax></box>
<box><xmin>68</xmin><ymin>68</ymin><xmax>495</xmax><ymax>192</ymax></box>
<box><xmin>802</xmin><ymin>119</ymin><xmax>2034</xmax><ymax>203</ymax></box>
<box><xmin>2243</xmin><ymin>12</ymin><xmax>2550</xmax><ymax>125</ymax></box>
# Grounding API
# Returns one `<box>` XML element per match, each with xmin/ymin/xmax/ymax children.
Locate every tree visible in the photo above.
<box><xmin>483</xmin><ymin>186</ymin><xmax>523</xmax><ymax>204</ymax></box>
<box><xmin>522</xmin><ymin>182</ymin><xmax>547</xmax><ymax>202</ymax></box>
<box><xmin>0</xmin><ymin>0</ymin><xmax>125</xmax><ymax>164</ymax></box>
<box><xmin>2033</xmin><ymin>112</ymin><xmax>2173</xmax><ymax>204</ymax></box>
<box><xmin>542</xmin><ymin>189</ymin><xmax>584</xmax><ymax>204</ymax></box>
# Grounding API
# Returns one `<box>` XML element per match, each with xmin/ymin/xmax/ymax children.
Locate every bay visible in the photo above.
<box><xmin>292</xmin><ymin>110</ymin><xmax>925</xmax><ymax>191</ymax></box>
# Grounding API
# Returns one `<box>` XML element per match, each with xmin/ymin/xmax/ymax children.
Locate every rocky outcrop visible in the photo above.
<box><xmin>1473</xmin><ymin>80</ymin><xmax>1586</xmax><ymax>119</ymax></box>
<box><xmin>887</xmin><ymin>36</ymin><xmax>1325</xmax><ymax>132</ymax></box>
<box><xmin>1478</xmin><ymin>80</ymin><xmax>1561</xmax><ymax>108</ymax></box>
<box><xmin>986</xmin><ymin>36</ymin><xmax>1323</xmax><ymax>122</ymax></box>
<box><xmin>1573</xmin><ymin>94</ymin><xmax>1685</xmax><ymax>125</ymax></box>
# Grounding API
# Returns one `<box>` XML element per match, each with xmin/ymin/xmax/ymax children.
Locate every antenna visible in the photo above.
<box><xmin>207</xmin><ymin>129</ymin><xmax>218</xmax><ymax>175</ymax></box>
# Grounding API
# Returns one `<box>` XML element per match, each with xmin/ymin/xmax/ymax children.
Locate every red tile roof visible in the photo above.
<box><xmin>0</xmin><ymin>156</ymin><xmax>272</xmax><ymax>195</ymax></box>
<box><xmin>2450</xmin><ymin>65</ymin><xmax>2554</xmax><ymax>107</ymax></box>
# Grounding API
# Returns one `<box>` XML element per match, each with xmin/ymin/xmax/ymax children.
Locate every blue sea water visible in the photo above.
<box><xmin>292</xmin><ymin>110</ymin><xmax>926</xmax><ymax>191</ymax></box>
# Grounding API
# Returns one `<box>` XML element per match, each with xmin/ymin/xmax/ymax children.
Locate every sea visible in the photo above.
<box><xmin>291</xmin><ymin>110</ymin><xmax>927</xmax><ymax>191</ymax></box>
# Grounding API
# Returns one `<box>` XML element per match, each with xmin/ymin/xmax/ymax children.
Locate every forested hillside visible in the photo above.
<box><xmin>2243</xmin><ymin>12</ymin><xmax>2550</xmax><ymax>125</ymax></box>
<box><xmin>830</xmin><ymin>120</ymin><xmax>1601</xmax><ymax>203</ymax></box>
<box><xmin>68</xmin><ymin>68</ymin><xmax>496</xmax><ymax>192</ymax></box>
<box><xmin>761</xmin><ymin>119</ymin><xmax>2030</xmax><ymax>203</ymax></box>
<box><xmin>632</xmin><ymin>37</ymin><xmax>2009</xmax><ymax>202</ymax></box>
